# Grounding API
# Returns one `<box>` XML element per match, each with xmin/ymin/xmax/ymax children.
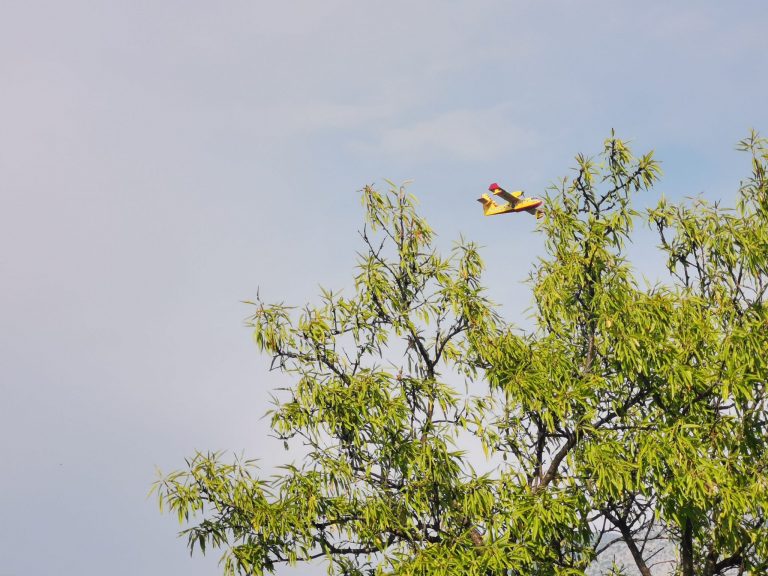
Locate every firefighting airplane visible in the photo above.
<box><xmin>478</xmin><ymin>183</ymin><xmax>544</xmax><ymax>219</ymax></box>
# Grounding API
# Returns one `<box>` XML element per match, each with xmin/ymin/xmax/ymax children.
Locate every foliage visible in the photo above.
<box><xmin>154</xmin><ymin>133</ymin><xmax>768</xmax><ymax>576</ymax></box>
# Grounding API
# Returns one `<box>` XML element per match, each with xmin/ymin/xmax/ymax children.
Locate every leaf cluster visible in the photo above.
<box><xmin>155</xmin><ymin>135</ymin><xmax>768</xmax><ymax>576</ymax></box>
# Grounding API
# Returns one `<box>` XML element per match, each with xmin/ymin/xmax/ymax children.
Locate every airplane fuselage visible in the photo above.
<box><xmin>477</xmin><ymin>191</ymin><xmax>544</xmax><ymax>217</ymax></box>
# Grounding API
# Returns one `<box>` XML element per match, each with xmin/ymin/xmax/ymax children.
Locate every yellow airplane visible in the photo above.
<box><xmin>478</xmin><ymin>182</ymin><xmax>544</xmax><ymax>219</ymax></box>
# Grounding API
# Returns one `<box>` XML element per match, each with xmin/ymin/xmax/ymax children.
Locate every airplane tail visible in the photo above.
<box><xmin>477</xmin><ymin>193</ymin><xmax>498</xmax><ymax>215</ymax></box>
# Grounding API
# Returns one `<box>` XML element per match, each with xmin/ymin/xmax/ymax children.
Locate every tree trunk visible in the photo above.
<box><xmin>682</xmin><ymin>517</ymin><xmax>694</xmax><ymax>576</ymax></box>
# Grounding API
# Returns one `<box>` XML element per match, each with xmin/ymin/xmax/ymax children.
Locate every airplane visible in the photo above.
<box><xmin>478</xmin><ymin>183</ymin><xmax>544</xmax><ymax>219</ymax></box>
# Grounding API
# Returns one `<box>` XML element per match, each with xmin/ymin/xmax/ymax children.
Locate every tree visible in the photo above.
<box><xmin>154</xmin><ymin>133</ymin><xmax>768</xmax><ymax>576</ymax></box>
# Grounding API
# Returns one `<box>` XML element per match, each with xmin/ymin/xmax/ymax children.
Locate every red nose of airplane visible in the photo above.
<box><xmin>488</xmin><ymin>182</ymin><xmax>500</xmax><ymax>191</ymax></box>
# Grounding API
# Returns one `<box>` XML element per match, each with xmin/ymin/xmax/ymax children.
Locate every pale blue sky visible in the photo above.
<box><xmin>1</xmin><ymin>2</ymin><xmax>767</xmax><ymax>575</ymax></box>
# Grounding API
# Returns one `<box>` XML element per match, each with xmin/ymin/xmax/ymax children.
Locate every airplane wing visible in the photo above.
<box><xmin>488</xmin><ymin>183</ymin><xmax>523</xmax><ymax>206</ymax></box>
<box><xmin>525</xmin><ymin>206</ymin><xmax>544</xmax><ymax>219</ymax></box>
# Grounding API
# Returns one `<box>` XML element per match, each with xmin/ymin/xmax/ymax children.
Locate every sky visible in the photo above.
<box><xmin>1</xmin><ymin>1</ymin><xmax>767</xmax><ymax>575</ymax></box>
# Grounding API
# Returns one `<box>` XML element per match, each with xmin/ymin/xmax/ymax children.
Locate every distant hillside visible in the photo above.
<box><xmin>587</xmin><ymin>540</ymin><xmax>676</xmax><ymax>575</ymax></box>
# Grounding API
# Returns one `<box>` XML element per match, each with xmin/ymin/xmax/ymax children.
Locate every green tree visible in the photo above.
<box><xmin>154</xmin><ymin>133</ymin><xmax>768</xmax><ymax>576</ymax></box>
